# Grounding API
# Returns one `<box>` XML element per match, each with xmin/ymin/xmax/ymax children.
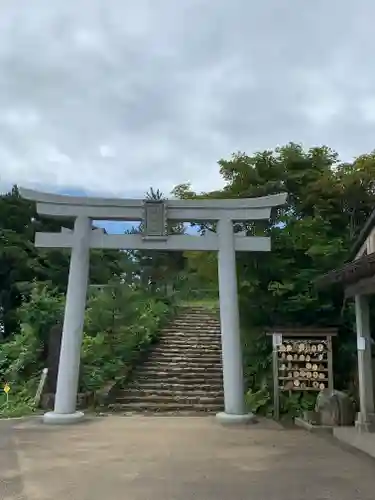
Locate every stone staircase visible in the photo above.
<box><xmin>110</xmin><ymin>306</ymin><xmax>224</xmax><ymax>415</ymax></box>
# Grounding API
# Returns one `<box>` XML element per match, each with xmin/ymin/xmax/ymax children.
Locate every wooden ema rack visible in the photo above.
<box><xmin>266</xmin><ymin>328</ymin><xmax>337</xmax><ymax>420</ymax></box>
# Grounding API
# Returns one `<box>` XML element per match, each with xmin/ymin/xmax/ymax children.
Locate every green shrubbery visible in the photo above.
<box><xmin>0</xmin><ymin>281</ymin><xmax>177</xmax><ymax>417</ymax></box>
<box><xmin>80</xmin><ymin>284</ymin><xmax>176</xmax><ymax>391</ymax></box>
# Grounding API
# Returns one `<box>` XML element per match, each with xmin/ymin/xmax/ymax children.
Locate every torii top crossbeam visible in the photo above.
<box><xmin>20</xmin><ymin>188</ymin><xmax>287</xmax><ymax>252</ymax></box>
<box><xmin>20</xmin><ymin>188</ymin><xmax>287</xmax><ymax>221</ymax></box>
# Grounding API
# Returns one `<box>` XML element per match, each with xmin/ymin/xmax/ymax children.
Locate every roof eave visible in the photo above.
<box><xmin>349</xmin><ymin>208</ymin><xmax>375</xmax><ymax>260</ymax></box>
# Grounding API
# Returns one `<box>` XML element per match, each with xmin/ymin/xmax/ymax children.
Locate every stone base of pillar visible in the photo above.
<box><xmin>215</xmin><ymin>412</ymin><xmax>256</xmax><ymax>426</ymax></box>
<box><xmin>355</xmin><ymin>412</ymin><xmax>375</xmax><ymax>433</ymax></box>
<box><xmin>43</xmin><ymin>411</ymin><xmax>85</xmax><ymax>425</ymax></box>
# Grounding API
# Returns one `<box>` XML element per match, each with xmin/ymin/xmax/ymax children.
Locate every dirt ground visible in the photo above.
<box><xmin>1</xmin><ymin>415</ymin><xmax>375</xmax><ymax>500</ymax></box>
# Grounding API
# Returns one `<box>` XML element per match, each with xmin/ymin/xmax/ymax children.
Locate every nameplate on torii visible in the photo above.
<box><xmin>143</xmin><ymin>200</ymin><xmax>167</xmax><ymax>240</ymax></box>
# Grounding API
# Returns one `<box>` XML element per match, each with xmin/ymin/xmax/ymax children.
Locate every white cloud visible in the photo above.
<box><xmin>0</xmin><ymin>0</ymin><xmax>374</xmax><ymax>197</ymax></box>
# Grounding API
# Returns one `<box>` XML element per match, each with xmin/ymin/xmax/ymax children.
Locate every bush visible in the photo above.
<box><xmin>18</xmin><ymin>283</ymin><xmax>64</xmax><ymax>344</ymax></box>
<box><xmin>80</xmin><ymin>285</ymin><xmax>175</xmax><ymax>391</ymax></box>
<box><xmin>0</xmin><ymin>323</ymin><xmax>42</xmax><ymax>389</ymax></box>
<box><xmin>0</xmin><ymin>283</ymin><xmax>63</xmax><ymax>394</ymax></box>
<box><xmin>0</xmin><ymin>280</ymin><xmax>177</xmax><ymax>416</ymax></box>
<box><xmin>245</xmin><ymin>387</ymin><xmax>271</xmax><ymax>414</ymax></box>
<box><xmin>0</xmin><ymin>377</ymin><xmax>39</xmax><ymax>418</ymax></box>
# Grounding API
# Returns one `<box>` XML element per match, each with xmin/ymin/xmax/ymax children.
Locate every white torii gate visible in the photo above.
<box><xmin>21</xmin><ymin>188</ymin><xmax>287</xmax><ymax>425</ymax></box>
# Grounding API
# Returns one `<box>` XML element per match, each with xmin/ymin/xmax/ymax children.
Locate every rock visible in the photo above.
<box><xmin>41</xmin><ymin>393</ymin><xmax>55</xmax><ymax>410</ymax></box>
<box><xmin>46</xmin><ymin>323</ymin><xmax>63</xmax><ymax>393</ymax></box>
<box><xmin>45</xmin><ymin>322</ymin><xmax>83</xmax><ymax>397</ymax></box>
<box><xmin>315</xmin><ymin>389</ymin><xmax>355</xmax><ymax>426</ymax></box>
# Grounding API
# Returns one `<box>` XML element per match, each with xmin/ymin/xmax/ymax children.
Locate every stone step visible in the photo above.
<box><xmin>172</xmin><ymin>313</ymin><xmax>219</xmax><ymax>318</ymax></box>
<box><xmin>150</xmin><ymin>356</ymin><xmax>221</xmax><ymax>363</ymax></box>
<box><xmin>108</xmin><ymin>411</ymin><xmax>217</xmax><ymax>417</ymax></box>
<box><xmin>108</xmin><ymin>402</ymin><xmax>223</xmax><ymax>412</ymax></box>
<box><xmin>141</xmin><ymin>359</ymin><xmax>222</xmax><ymax>368</ymax></box>
<box><xmin>166</xmin><ymin>323</ymin><xmax>220</xmax><ymax>328</ymax></box>
<box><xmin>130</xmin><ymin>375</ymin><xmax>223</xmax><ymax>384</ymax></box>
<box><xmin>160</xmin><ymin>339</ymin><xmax>221</xmax><ymax>344</ymax></box>
<box><xmin>162</xmin><ymin>327</ymin><xmax>220</xmax><ymax>332</ymax></box>
<box><xmin>163</xmin><ymin>334</ymin><xmax>221</xmax><ymax>338</ymax></box>
<box><xmin>134</xmin><ymin>372</ymin><xmax>223</xmax><ymax>382</ymax></box>
<box><xmin>136</xmin><ymin>366</ymin><xmax>222</xmax><ymax>375</ymax></box>
<box><xmin>162</xmin><ymin>329</ymin><xmax>221</xmax><ymax>335</ymax></box>
<box><xmin>167</xmin><ymin>321</ymin><xmax>220</xmax><ymax>326</ymax></box>
<box><xmin>171</xmin><ymin>321</ymin><xmax>219</xmax><ymax>326</ymax></box>
<box><xmin>167</xmin><ymin>323</ymin><xmax>219</xmax><ymax>328</ymax></box>
<box><xmin>159</xmin><ymin>337</ymin><xmax>221</xmax><ymax>343</ymax></box>
<box><xmin>152</xmin><ymin>347</ymin><xmax>221</xmax><ymax>355</ymax></box>
<box><xmin>135</xmin><ymin>373</ymin><xmax>223</xmax><ymax>381</ymax></box>
<box><xmin>171</xmin><ymin>323</ymin><xmax>219</xmax><ymax>327</ymax></box>
<box><xmin>161</xmin><ymin>330</ymin><xmax>221</xmax><ymax>340</ymax></box>
<box><xmin>157</xmin><ymin>345</ymin><xmax>221</xmax><ymax>352</ymax></box>
<box><xmin>165</xmin><ymin>319</ymin><xmax>220</xmax><ymax>324</ymax></box>
<box><xmin>158</xmin><ymin>339</ymin><xmax>222</xmax><ymax>346</ymax></box>
<box><xmin>111</xmin><ymin>307</ymin><xmax>226</xmax><ymax>415</ymax></box>
<box><xmin>157</xmin><ymin>340</ymin><xmax>221</xmax><ymax>346</ymax></box>
<box><xmin>116</xmin><ymin>392</ymin><xmax>223</xmax><ymax>404</ymax></box>
<box><xmin>119</xmin><ymin>388</ymin><xmax>223</xmax><ymax>397</ymax></box>
<box><xmin>121</xmin><ymin>411</ymin><xmax>215</xmax><ymax>417</ymax></box>
<box><xmin>127</xmin><ymin>381</ymin><xmax>223</xmax><ymax>391</ymax></box>
<box><xmin>150</xmin><ymin>352</ymin><xmax>221</xmax><ymax>361</ymax></box>
<box><xmin>176</xmin><ymin>308</ymin><xmax>219</xmax><ymax>313</ymax></box>
<box><xmin>161</xmin><ymin>329</ymin><xmax>221</xmax><ymax>334</ymax></box>
<box><xmin>140</xmin><ymin>366</ymin><xmax>222</xmax><ymax>374</ymax></box>
<box><xmin>150</xmin><ymin>350</ymin><xmax>221</xmax><ymax>357</ymax></box>
<box><xmin>169</xmin><ymin>316</ymin><xmax>219</xmax><ymax>320</ymax></box>
<box><xmin>150</xmin><ymin>347</ymin><xmax>219</xmax><ymax>355</ymax></box>
<box><xmin>166</xmin><ymin>327</ymin><xmax>220</xmax><ymax>332</ymax></box>
<box><xmin>179</xmin><ymin>306</ymin><xmax>218</xmax><ymax>308</ymax></box>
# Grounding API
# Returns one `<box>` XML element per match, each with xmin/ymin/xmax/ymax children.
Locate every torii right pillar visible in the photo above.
<box><xmin>216</xmin><ymin>217</ymin><xmax>254</xmax><ymax>425</ymax></box>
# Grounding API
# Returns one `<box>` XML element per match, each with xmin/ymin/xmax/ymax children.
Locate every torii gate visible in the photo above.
<box><xmin>20</xmin><ymin>188</ymin><xmax>287</xmax><ymax>425</ymax></box>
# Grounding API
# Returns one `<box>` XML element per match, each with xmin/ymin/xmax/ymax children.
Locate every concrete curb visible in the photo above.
<box><xmin>0</xmin><ymin>415</ymin><xmax>42</xmax><ymax>426</ymax></box>
<box><xmin>295</xmin><ymin>417</ymin><xmax>333</xmax><ymax>434</ymax></box>
<box><xmin>332</xmin><ymin>427</ymin><xmax>375</xmax><ymax>461</ymax></box>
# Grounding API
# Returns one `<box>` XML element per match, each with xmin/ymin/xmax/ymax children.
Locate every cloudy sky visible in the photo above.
<box><xmin>0</xmin><ymin>0</ymin><xmax>374</xmax><ymax>198</ymax></box>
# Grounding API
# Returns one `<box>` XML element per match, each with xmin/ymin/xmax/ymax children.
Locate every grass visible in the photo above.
<box><xmin>0</xmin><ymin>402</ymin><xmax>36</xmax><ymax>419</ymax></box>
<box><xmin>0</xmin><ymin>391</ymin><xmax>38</xmax><ymax>419</ymax></box>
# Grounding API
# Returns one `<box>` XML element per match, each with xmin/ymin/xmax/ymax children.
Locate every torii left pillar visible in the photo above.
<box><xmin>44</xmin><ymin>216</ymin><xmax>92</xmax><ymax>424</ymax></box>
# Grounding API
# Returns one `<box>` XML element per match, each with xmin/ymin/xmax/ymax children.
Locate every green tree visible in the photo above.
<box><xmin>0</xmin><ymin>186</ymin><xmax>131</xmax><ymax>338</ymax></box>
<box><xmin>173</xmin><ymin>143</ymin><xmax>375</xmax><ymax>390</ymax></box>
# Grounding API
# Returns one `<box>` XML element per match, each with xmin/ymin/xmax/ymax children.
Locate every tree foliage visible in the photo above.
<box><xmin>0</xmin><ymin>186</ymin><xmax>130</xmax><ymax>338</ymax></box>
<box><xmin>174</xmin><ymin>143</ymin><xmax>375</xmax><ymax>393</ymax></box>
<box><xmin>0</xmin><ymin>281</ymin><xmax>177</xmax><ymax>416</ymax></box>
<box><xmin>81</xmin><ymin>283</ymin><xmax>177</xmax><ymax>391</ymax></box>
